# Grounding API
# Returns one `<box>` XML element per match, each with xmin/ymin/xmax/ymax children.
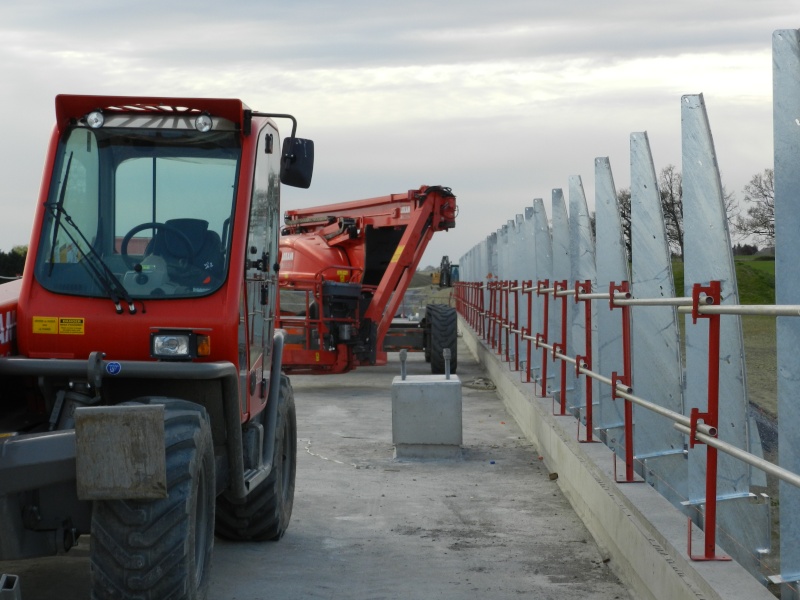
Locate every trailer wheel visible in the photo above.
<box><xmin>428</xmin><ymin>304</ymin><xmax>458</xmax><ymax>375</ymax></box>
<box><xmin>215</xmin><ymin>375</ymin><xmax>297</xmax><ymax>541</ymax></box>
<box><xmin>90</xmin><ymin>401</ymin><xmax>215</xmax><ymax>600</ymax></box>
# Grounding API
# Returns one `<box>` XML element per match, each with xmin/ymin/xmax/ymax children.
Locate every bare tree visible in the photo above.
<box><xmin>619</xmin><ymin>167</ymin><xmax>739</xmax><ymax>259</ymax></box>
<box><xmin>722</xmin><ymin>185</ymin><xmax>739</xmax><ymax>231</ymax></box>
<box><xmin>616</xmin><ymin>188</ymin><xmax>631</xmax><ymax>261</ymax></box>
<box><xmin>659</xmin><ymin>165</ymin><xmax>683</xmax><ymax>258</ymax></box>
<box><xmin>735</xmin><ymin>168</ymin><xmax>774</xmax><ymax>246</ymax></box>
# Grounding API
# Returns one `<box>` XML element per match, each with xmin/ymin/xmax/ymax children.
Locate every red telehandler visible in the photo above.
<box><xmin>277</xmin><ymin>185</ymin><xmax>459</xmax><ymax>375</ymax></box>
<box><xmin>0</xmin><ymin>94</ymin><xmax>315</xmax><ymax>599</ymax></box>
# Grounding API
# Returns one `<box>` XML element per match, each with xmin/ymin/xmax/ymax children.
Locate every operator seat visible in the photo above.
<box><xmin>148</xmin><ymin>218</ymin><xmax>224</xmax><ymax>287</ymax></box>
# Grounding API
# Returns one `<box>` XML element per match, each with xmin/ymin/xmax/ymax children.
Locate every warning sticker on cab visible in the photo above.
<box><xmin>32</xmin><ymin>317</ymin><xmax>58</xmax><ymax>334</ymax></box>
<box><xmin>58</xmin><ymin>318</ymin><xmax>85</xmax><ymax>335</ymax></box>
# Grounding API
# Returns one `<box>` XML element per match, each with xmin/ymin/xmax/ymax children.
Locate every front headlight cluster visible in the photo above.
<box><xmin>151</xmin><ymin>331</ymin><xmax>211</xmax><ymax>360</ymax></box>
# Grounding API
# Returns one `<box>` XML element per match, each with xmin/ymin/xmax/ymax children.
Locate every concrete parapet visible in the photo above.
<box><xmin>459</xmin><ymin>317</ymin><xmax>773</xmax><ymax>600</ymax></box>
<box><xmin>392</xmin><ymin>374</ymin><xmax>462</xmax><ymax>459</ymax></box>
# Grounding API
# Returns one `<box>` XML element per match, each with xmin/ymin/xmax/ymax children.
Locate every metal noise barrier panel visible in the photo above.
<box><xmin>455</xmin><ymin>29</ymin><xmax>800</xmax><ymax>596</ymax></box>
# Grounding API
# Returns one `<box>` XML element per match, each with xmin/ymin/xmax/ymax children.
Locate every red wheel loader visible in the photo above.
<box><xmin>0</xmin><ymin>95</ymin><xmax>314</xmax><ymax>599</ymax></box>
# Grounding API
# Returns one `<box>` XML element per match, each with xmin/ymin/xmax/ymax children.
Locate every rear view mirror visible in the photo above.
<box><xmin>280</xmin><ymin>138</ymin><xmax>314</xmax><ymax>188</ymax></box>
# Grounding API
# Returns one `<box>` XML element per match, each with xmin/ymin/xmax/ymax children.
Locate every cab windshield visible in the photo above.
<box><xmin>35</xmin><ymin>125</ymin><xmax>240</xmax><ymax>301</ymax></box>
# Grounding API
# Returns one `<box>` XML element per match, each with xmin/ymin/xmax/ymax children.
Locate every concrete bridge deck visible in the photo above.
<box><xmin>0</xmin><ymin>338</ymin><xmax>632</xmax><ymax>599</ymax></box>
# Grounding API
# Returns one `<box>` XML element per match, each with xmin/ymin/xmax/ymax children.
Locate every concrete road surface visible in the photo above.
<box><xmin>0</xmin><ymin>340</ymin><xmax>632</xmax><ymax>600</ymax></box>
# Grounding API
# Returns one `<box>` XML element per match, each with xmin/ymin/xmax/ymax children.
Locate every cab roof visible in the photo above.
<box><xmin>55</xmin><ymin>94</ymin><xmax>249</xmax><ymax>133</ymax></box>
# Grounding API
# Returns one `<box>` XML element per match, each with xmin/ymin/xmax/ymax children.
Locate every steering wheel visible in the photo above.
<box><xmin>120</xmin><ymin>222</ymin><xmax>195</xmax><ymax>271</ymax></box>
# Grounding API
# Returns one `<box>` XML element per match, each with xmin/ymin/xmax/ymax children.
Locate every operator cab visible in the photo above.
<box><xmin>34</xmin><ymin>111</ymin><xmax>240</xmax><ymax>303</ymax></box>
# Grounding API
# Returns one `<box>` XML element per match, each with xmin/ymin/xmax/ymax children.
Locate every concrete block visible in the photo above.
<box><xmin>0</xmin><ymin>574</ymin><xmax>21</xmax><ymax>600</ymax></box>
<box><xmin>392</xmin><ymin>375</ymin><xmax>462</xmax><ymax>459</ymax></box>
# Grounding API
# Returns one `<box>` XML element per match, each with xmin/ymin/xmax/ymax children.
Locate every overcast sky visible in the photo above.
<box><xmin>1</xmin><ymin>2</ymin><xmax>797</xmax><ymax>266</ymax></box>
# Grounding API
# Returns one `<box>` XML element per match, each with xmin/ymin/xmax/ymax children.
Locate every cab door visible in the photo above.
<box><xmin>241</xmin><ymin>123</ymin><xmax>281</xmax><ymax>415</ymax></box>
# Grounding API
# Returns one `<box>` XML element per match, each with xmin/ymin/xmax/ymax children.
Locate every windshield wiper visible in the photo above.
<box><xmin>44</xmin><ymin>203</ymin><xmax>137</xmax><ymax>315</ymax></box>
<box><xmin>48</xmin><ymin>152</ymin><xmax>73</xmax><ymax>276</ymax></box>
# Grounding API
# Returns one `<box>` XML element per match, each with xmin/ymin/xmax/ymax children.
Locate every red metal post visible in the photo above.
<box><xmin>488</xmin><ymin>281</ymin><xmax>497</xmax><ymax>349</ymax></box>
<box><xmin>472</xmin><ymin>282</ymin><xmax>484</xmax><ymax>337</ymax></box>
<box><xmin>503</xmin><ymin>281</ymin><xmax>510</xmax><ymax>361</ymax></box>
<box><xmin>494</xmin><ymin>281</ymin><xmax>505</xmax><ymax>354</ymax></box>
<box><xmin>537</xmin><ymin>279</ymin><xmax>550</xmax><ymax>397</ymax></box>
<box><xmin>576</xmin><ymin>280</ymin><xmax>596</xmax><ymax>443</ymax></box>
<box><xmin>552</xmin><ymin>280</ymin><xmax>568</xmax><ymax>415</ymax></box>
<box><xmin>610</xmin><ymin>281</ymin><xmax>636</xmax><ymax>482</ymax></box>
<box><xmin>687</xmin><ymin>280</ymin><xmax>730</xmax><ymax>562</ymax></box>
<box><xmin>468</xmin><ymin>283</ymin><xmax>473</xmax><ymax>329</ymax></box>
<box><xmin>478</xmin><ymin>281</ymin><xmax>489</xmax><ymax>341</ymax></box>
<box><xmin>472</xmin><ymin>283</ymin><xmax>478</xmax><ymax>331</ymax></box>
<box><xmin>512</xmin><ymin>280</ymin><xmax>520</xmax><ymax>370</ymax></box>
<box><xmin>523</xmin><ymin>281</ymin><xmax>534</xmax><ymax>382</ymax></box>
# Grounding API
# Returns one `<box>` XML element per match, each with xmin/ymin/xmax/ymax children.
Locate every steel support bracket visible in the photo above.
<box><xmin>689</xmin><ymin>407</ymin><xmax>711</xmax><ymax>449</ymax></box>
<box><xmin>535</xmin><ymin>332</ymin><xmax>545</xmax><ymax>350</ymax></box>
<box><xmin>608</xmin><ymin>280</ymin><xmax>630</xmax><ymax>311</ymax></box>
<box><xmin>574</xmin><ymin>279</ymin><xmax>591</xmax><ymax>304</ymax></box>
<box><xmin>610</xmin><ymin>371</ymin><xmax>623</xmax><ymax>401</ymax></box>
<box><xmin>691</xmin><ymin>280</ymin><xmax>720</xmax><ymax>324</ymax></box>
<box><xmin>536</xmin><ymin>278</ymin><xmax>549</xmax><ymax>297</ymax></box>
<box><xmin>575</xmin><ymin>354</ymin><xmax>586</xmax><ymax>378</ymax></box>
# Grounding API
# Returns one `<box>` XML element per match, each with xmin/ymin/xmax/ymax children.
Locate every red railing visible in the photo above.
<box><xmin>455</xmin><ymin>277</ymin><xmax>800</xmax><ymax>563</ymax></box>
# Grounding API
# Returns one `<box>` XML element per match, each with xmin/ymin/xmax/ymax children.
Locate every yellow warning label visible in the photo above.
<box><xmin>315</xmin><ymin>352</ymin><xmax>320</xmax><ymax>362</ymax></box>
<box><xmin>337</xmin><ymin>269</ymin><xmax>349</xmax><ymax>282</ymax></box>
<box><xmin>390</xmin><ymin>245</ymin><xmax>405</xmax><ymax>264</ymax></box>
<box><xmin>33</xmin><ymin>317</ymin><xmax>58</xmax><ymax>334</ymax></box>
<box><xmin>59</xmin><ymin>317</ymin><xmax>85</xmax><ymax>335</ymax></box>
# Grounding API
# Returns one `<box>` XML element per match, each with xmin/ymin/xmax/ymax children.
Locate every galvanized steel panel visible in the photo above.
<box><xmin>533</xmin><ymin>198</ymin><xmax>554</xmax><ymax>388</ymax></box>
<box><xmin>551</xmin><ymin>188</ymin><xmax>575</xmax><ymax>400</ymax></box>
<box><xmin>630</xmin><ymin>131</ymin><xmax>686</xmax><ymax>499</ymax></box>
<box><xmin>682</xmin><ymin>92</ymin><xmax>768</xmax><ymax>581</ymax></box>
<box><xmin>487</xmin><ymin>232</ymin><xmax>498</xmax><ymax>326</ymax></box>
<box><xmin>773</xmin><ymin>28</ymin><xmax>800</xmax><ymax>588</ymax></box>
<box><xmin>594</xmin><ymin>157</ymin><xmax>629</xmax><ymax>434</ymax></box>
<box><xmin>569</xmin><ymin>176</ymin><xmax>598</xmax><ymax>420</ymax></box>
<box><xmin>683</xmin><ymin>93</ymin><xmax>754</xmax><ymax>495</ymax></box>
<box><xmin>521</xmin><ymin>206</ymin><xmax>536</xmax><ymax>340</ymax></box>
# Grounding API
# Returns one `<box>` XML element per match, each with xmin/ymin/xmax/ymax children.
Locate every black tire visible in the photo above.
<box><xmin>423</xmin><ymin>308</ymin><xmax>432</xmax><ymax>363</ymax></box>
<box><xmin>90</xmin><ymin>401</ymin><xmax>215</xmax><ymax>600</ymax></box>
<box><xmin>215</xmin><ymin>375</ymin><xmax>297</xmax><ymax>541</ymax></box>
<box><xmin>428</xmin><ymin>304</ymin><xmax>458</xmax><ymax>375</ymax></box>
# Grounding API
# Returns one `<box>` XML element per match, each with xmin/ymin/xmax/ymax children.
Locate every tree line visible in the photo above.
<box><xmin>614</xmin><ymin>166</ymin><xmax>774</xmax><ymax>260</ymax></box>
<box><xmin>0</xmin><ymin>246</ymin><xmax>27</xmax><ymax>280</ymax></box>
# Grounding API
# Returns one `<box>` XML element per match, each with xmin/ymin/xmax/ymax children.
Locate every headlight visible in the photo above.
<box><xmin>150</xmin><ymin>330</ymin><xmax>211</xmax><ymax>360</ymax></box>
<box><xmin>195</xmin><ymin>113</ymin><xmax>213</xmax><ymax>132</ymax></box>
<box><xmin>152</xmin><ymin>333</ymin><xmax>191</xmax><ymax>358</ymax></box>
<box><xmin>85</xmin><ymin>110</ymin><xmax>105</xmax><ymax>128</ymax></box>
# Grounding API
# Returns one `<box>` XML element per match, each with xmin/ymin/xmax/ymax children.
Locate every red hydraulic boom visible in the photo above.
<box><xmin>277</xmin><ymin>185</ymin><xmax>457</xmax><ymax>374</ymax></box>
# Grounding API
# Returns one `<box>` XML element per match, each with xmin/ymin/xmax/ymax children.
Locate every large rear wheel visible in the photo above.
<box><xmin>215</xmin><ymin>374</ymin><xmax>297</xmax><ymax>541</ymax></box>
<box><xmin>427</xmin><ymin>304</ymin><xmax>458</xmax><ymax>375</ymax></box>
<box><xmin>90</xmin><ymin>400</ymin><xmax>215</xmax><ymax>600</ymax></box>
